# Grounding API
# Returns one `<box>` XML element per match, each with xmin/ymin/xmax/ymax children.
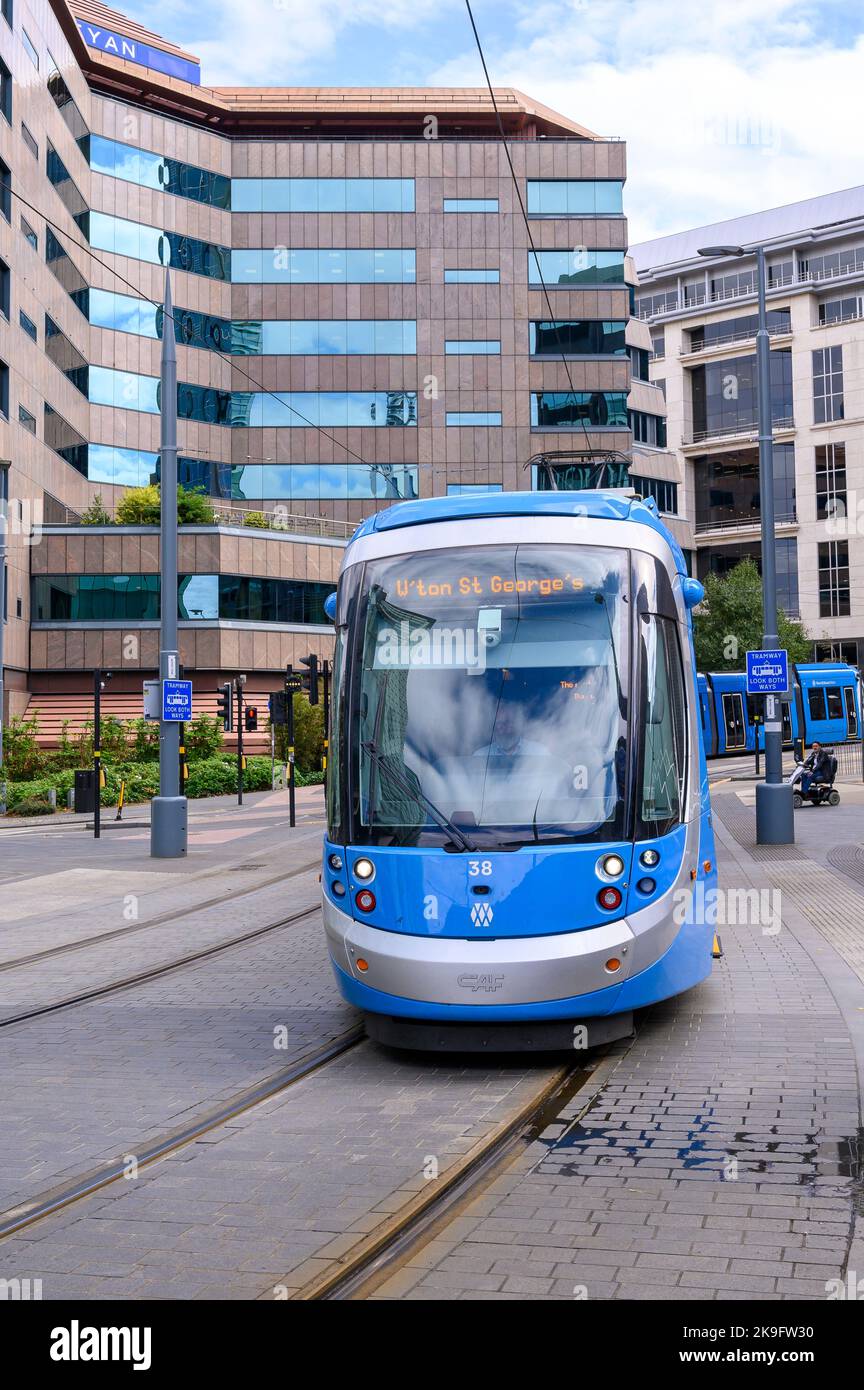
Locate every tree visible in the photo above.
<box><xmin>115</xmin><ymin>484</ymin><xmax>215</xmax><ymax>526</ymax></box>
<box><xmin>693</xmin><ymin>558</ymin><xmax>811</xmax><ymax>671</ymax></box>
<box><xmin>80</xmin><ymin>494</ymin><xmax>112</xmax><ymax>525</ymax></box>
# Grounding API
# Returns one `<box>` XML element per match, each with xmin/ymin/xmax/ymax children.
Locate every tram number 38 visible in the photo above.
<box><xmin>468</xmin><ymin>861</ymin><xmax>493</xmax><ymax>877</ymax></box>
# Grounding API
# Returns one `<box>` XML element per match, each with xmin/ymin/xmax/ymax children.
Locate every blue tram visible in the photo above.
<box><xmin>320</xmin><ymin>491</ymin><xmax>718</xmax><ymax>1052</ymax></box>
<box><xmin>698</xmin><ymin>662</ymin><xmax>860</xmax><ymax>757</ymax></box>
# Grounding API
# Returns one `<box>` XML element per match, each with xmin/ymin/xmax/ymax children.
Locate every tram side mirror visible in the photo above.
<box><xmin>323</xmin><ymin>592</ymin><xmax>338</xmax><ymax>622</ymax></box>
<box><xmin>681</xmin><ymin>577</ymin><xmax>704</xmax><ymax>610</ymax></box>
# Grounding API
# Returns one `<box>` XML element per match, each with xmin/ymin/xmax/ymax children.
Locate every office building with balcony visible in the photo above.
<box><xmin>1</xmin><ymin>0</ymin><xmax>640</xmax><ymax>735</ymax></box>
<box><xmin>632</xmin><ymin>187</ymin><xmax>864</xmax><ymax>663</ymax></box>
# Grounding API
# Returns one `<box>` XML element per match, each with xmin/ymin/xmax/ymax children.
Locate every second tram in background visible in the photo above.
<box><xmin>698</xmin><ymin>663</ymin><xmax>861</xmax><ymax>757</ymax></box>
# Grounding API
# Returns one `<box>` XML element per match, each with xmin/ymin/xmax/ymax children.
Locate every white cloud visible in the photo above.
<box><xmin>428</xmin><ymin>0</ymin><xmax>864</xmax><ymax>242</ymax></box>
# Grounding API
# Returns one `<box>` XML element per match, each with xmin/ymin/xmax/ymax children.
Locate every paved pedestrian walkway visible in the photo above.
<box><xmin>371</xmin><ymin>789</ymin><xmax>864</xmax><ymax>1300</ymax></box>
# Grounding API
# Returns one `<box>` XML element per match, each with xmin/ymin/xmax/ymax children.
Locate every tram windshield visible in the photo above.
<box><xmin>352</xmin><ymin>543</ymin><xmax>632</xmax><ymax>847</ymax></box>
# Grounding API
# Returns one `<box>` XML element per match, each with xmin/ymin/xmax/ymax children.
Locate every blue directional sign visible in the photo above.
<box><xmin>746</xmin><ymin>649</ymin><xmax>789</xmax><ymax>695</ymax></box>
<box><xmin>162</xmin><ymin>679</ymin><xmax>193</xmax><ymax>721</ymax></box>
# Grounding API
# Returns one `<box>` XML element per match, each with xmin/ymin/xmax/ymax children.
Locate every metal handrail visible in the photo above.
<box><xmin>680</xmin><ymin>322</ymin><xmax>791</xmax><ymax>355</ymax></box>
<box><xmin>686</xmin><ymin>416</ymin><xmax>794</xmax><ymax>445</ymax></box>
<box><xmin>695</xmin><ymin>511</ymin><xmax>798</xmax><ymax>534</ymax></box>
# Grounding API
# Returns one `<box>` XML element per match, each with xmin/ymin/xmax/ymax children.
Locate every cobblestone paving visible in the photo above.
<box><xmin>367</xmin><ymin>793</ymin><xmax>863</xmax><ymax>1301</ymax></box>
<box><xmin>0</xmin><ymin>1046</ymin><xmax>560</xmax><ymax>1300</ymax></box>
<box><xmin>1</xmin><ymin>883</ymin><xmax>354</xmax><ymax>1213</ymax></box>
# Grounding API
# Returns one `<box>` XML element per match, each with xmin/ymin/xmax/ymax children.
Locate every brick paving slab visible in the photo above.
<box><xmin>0</xmin><ymin>890</ymin><xmax>355</xmax><ymax>1212</ymax></box>
<box><xmin>0</xmin><ymin>1047</ymin><xmax>561</xmax><ymax>1299</ymax></box>
<box><xmin>368</xmin><ymin>791</ymin><xmax>864</xmax><ymax>1301</ymax></box>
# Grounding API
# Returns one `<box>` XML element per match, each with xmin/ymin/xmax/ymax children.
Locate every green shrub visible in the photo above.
<box><xmin>186</xmin><ymin>713</ymin><xmax>224</xmax><ymax>760</ymax></box>
<box><xmin>3</xmin><ymin>715</ymin><xmax>46</xmax><ymax>780</ymax></box>
<box><xmin>273</xmin><ymin>694</ymin><xmax>324</xmax><ymax>773</ymax></box>
<box><xmin>80</xmin><ymin>494</ymin><xmax>112</xmax><ymax>525</ymax></box>
<box><xmin>128</xmin><ymin>717</ymin><xmax>160</xmax><ymax>762</ymax></box>
<box><xmin>242</xmin><ymin>511</ymin><xmax>268</xmax><ymax>529</ymax></box>
<box><xmin>116</xmin><ymin>484</ymin><xmax>161</xmax><ymax>525</ymax></box>
<box><xmin>115</xmin><ymin>484</ymin><xmax>214</xmax><ymax>526</ymax></box>
<box><xmin>8</xmin><ymin>796</ymin><xmax>55</xmax><ymax>817</ymax></box>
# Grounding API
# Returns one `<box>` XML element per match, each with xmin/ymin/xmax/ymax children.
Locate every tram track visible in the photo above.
<box><xmin>296</xmin><ymin>1048</ymin><xmax>624</xmax><ymax>1301</ymax></box>
<box><xmin>0</xmin><ymin>1024</ymin><xmax>365</xmax><ymax>1242</ymax></box>
<box><xmin>0</xmin><ymin>855</ymin><xmax>320</xmax><ymax>973</ymax></box>
<box><xmin>0</xmin><ymin>901</ymin><xmax>322</xmax><ymax>1030</ymax></box>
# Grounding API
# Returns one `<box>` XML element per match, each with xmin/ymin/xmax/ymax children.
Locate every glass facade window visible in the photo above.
<box><xmin>711</xmin><ymin>268</ymin><xmax>755</xmax><ymax>300</ymax></box>
<box><xmin>32</xmin><ymin>573</ymin><xmax>335</xmax><ymax>625</ymax></box>
<box><xmin>231</xmin><ymin>248</ymin><xmax>414</xmax><ymax>284</ymax></box>
<box><xmin>444</xmin><ymin>268</ymin><xmax>499</xmax><ymax>283</ymax></box>
<box><xmin>688</xmin><ymin>308</ymin><xmax>790</xmax><ymax>351</ymax></box>
<box><xmin>650</xmin><ymin>329</ymin><xmax>665</xmax><ymax>358</ymax></box>
<box><xmin>532</xmin><ymin>392</ymin><xmax>629</xmax><ymax>428</ymax></box>
<box><xmin>226</xmin><ymin>463</ymin><xmax>419</xmax><ymax>503</ymax></box>
<box><xmin>636</xmin><ymin>290</ymin><xmax>678</xmax><ymax>317</ymax></box>
<box><xmin>693</xmin><ymin>444</ymin><xmax>795</xmax><ymax>530</ymax></box>
<box><xmin>691</xmin><ymin>349</ymin><xmax>793</xmax><ymax>439</ymax></box>
<box><xmin>90</xmin><ymin>135</ymin><xmax>230</xmax><ymax>208</ymax></box>
<box><xmin>21</xmin><ymin>122</ymin><xmax>38</xmax><ymax>158</ymax></box>
<box><xmin>89</xmin><ymin>366</ymin><xmax>160</xmax><ymax>415</ymax></box>
<box><xmin>816</xmin><ymin>442</ymin><xmax>846</xmax><ymax>521</ymax></box>
<box><xmin>47</xmin><ymin>54</ymin><xmax>89</xmax><ymax>154</ymax></box>
<box><xmin>90</xmin><ymin>212</ymin><xmax>231</xmax><ymax>281</ymax></box>
<box><xmin>628</xmin><ymin>475</ymin><xmax>678</xmax><ymax>515</ymax></box>
<box><xmin>87</xmin><ymin>444</ymin><xmax>158</xmax><ymax>487</ymax></box>
<box><xmin>819</xmin><ymin>295</ymin><xmax>863</xmax><ymax>324</ymax></box>
<box><xmin>629</xmin><ymin>410</ymin><xmax>667</xmax><ymax>448</ymax></box>
<box><xmin>528</xmin><ymin>250</ymin><xmax>625</xmax><ymax>286</ymax></box>
<box><xmin>526</xmin><ymin>181</ymin><xmax>624</xmax><ymax>215</ymax></box>
<box><xmin>445</xmin><ymin>412</ymin><xmax>502</xmax><ymax>426</ymax></box>
<box><xmin>0</xmin><ymin>157</ymin><xmax>10</xmax><ymax>222</ymax></box>
<box><xmin>235</xmin><ymin>391</ymin><xmax>418</xmax><ymax>429</ymax></box>
<box><xmin>444</xmin><ymin>340</ymin><xmax>501</xmax><ymax>354</ymax></box>
<box><xmin>46</xmin><ymin>141</ymin><xmax>89</xmax><ymax>235</ymax></box>
<box><xmin>0</xmin><ymin>57</ymin><xmax>11</xmax><ymax>124</ymax></box>
<box><xmin>44</xmin><ymin>403</ymin><xmax>87</xmax><ymax>473</ymax></box>
<box><xmin>45</xmin><ymin>228</ymin><xmax>88</xmax><ymax>311</ymax></box>
<box><xmin>530</xmin><ymin>320</ymin><xmax>627</xmax><ymax>356</ymax></box>
<box><xmin>443</xmin><ymin>198</ymin><xmax>498</xmax><ymax>213</ymax></box>
<box><xmin>45</xmin><ymin>315</ymin><xmax>88</xmax><ymax>395</ymax></box>
<box><xmin>813</xmin><ymin>345</ymin><xmax>844</xmax><ymax>423</ymax></box>
<box><xmin>446</xmin><ymin>483</ymin><xmax>503</xmax><ymax>494</ymax></box>
<box><xmin>698</xmin><ymin>539</ymin><xmax>799</xmax><ymax>615</ymax></box>
<box><xmin>683</xmin><ymin>278</ymin><xmax>706</xmax><ymax>306</ymax></box>
<box><xmin>21</xmin><ymin>215</ymin><xmax>37</xmax><ymax>248</ymax></box>
<box><xmin>232</xmin><ymin>178</ymin><xmax>413</xmax><ymax>213</ymax></box>
<box><xmin>18</xmin><ymin>403</ymin><xmax>36</xmax><ymax>433</ymax></box>
<box><xmin>22</xmin><ymin>28</ymin><xmax>39</xmax><ymax>67</ymax></box>
<box><xmin>248</xmin><ymin>320</ymin><xmax>417</xmax><ymax>356</ymax></box>
<box><xmin>818</xmin><ymin>541</ymin><xmax>850</xmax><ymax>617</ymax></box>
<box><xmin>803</xmin><ymin>247</ymin><xmax>864</xmax><ymax>281</ymax></box>
<box><xmin>630</xmin><ymin>346</ymin><xmax>650</xmax><ymax>381</ymax></box>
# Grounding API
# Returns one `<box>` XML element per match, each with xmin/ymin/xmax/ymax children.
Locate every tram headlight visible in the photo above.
<box><xmin>597</xmin><ymin>886</ymin><xmax>622</xmax><ymax>911</ymax></box>
<box><xmin>639</xmin><ymin>848</ymin><xmax>660</xmax><ymax>869</ymax></box>
<box><xmin>353</xmin><ymin>858</ymin><xmax>375</xmax><ymax>882</ymax></box>
<box><xmin>599</xmin><ymin>854</ymin><xmax>625</xmax><ymax>879</ymax></box>
<box><xmin>328</xmin><ymin>852</ymin><xmax>343</xmax><ymax>872</ymax></box>
<box><xmin>637</xmin><ymin>877</ymin><xmax>657</xmax><ymax>895</ymax></box>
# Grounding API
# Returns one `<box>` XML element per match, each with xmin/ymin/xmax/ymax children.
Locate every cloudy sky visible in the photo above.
<box><xmin>121</xmin><ymin>0</ymin><xmax>863</xmax><ymax>244</ymax></box>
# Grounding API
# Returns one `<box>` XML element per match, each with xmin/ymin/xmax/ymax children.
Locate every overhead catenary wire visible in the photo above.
<box><xmin>463</xmin><ymin>0</ymin><xmax>623</xmax><ymax>476</ymax></box>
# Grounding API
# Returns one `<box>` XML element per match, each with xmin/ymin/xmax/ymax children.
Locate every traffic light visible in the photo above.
<box><xmin>216</xmin><ymin>682</ymin><xmax>233</xmax><ymax>731</ymax></box>
<box><xmin>285</xmin><ymin>664</ymin><xmax>303</xmax><ymax>694</ymax></box>
<box><xmin>301</xmin><ymin>653</ymin><xmax>319</xmax><ymax>705</ymax></box>
<box><xmin>269</xmin><ymin>691</ymin><xmax>288</xmax><ymax>726</ymax></box>
<box><xmin>244</xmin><ymin>704</ymin><xmax>259</xmax><ymax>733</ymax></box>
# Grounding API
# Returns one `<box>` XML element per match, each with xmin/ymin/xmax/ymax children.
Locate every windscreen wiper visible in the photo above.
<box><xmin>362</xmin><ymin>739</ymin><xmax>477</xmax><ymax>852</ymax></box>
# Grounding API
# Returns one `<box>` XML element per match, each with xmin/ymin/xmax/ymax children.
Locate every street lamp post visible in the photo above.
<box><xmin>150</xmin><ymin>269</ymin><xmax>188</xmax><ymax>858</ymax></box>
<box><xmin>698</xmin><ymin>246</ymin><xmax>794</xmax><ymax>844</ymax></box>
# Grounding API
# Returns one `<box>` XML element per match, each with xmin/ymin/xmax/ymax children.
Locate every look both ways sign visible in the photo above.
<box><xmin>161</xmin><ymin>679</ymin><xmax>193</xmax><ymax>721</ymax></box>
<box><xmin>745</xmin><ymin>649</ymin><xmax>789</xmax><ymax>695</ymax></box>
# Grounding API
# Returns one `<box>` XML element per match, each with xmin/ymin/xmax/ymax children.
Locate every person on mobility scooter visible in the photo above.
<box><xmin>789</xmin><ymin>741</ymin><xmax>840</xmax><ymax>808</ymax></box>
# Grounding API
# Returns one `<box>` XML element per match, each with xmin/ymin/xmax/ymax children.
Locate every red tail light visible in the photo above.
<box><xmin>356</xmin><ymin>889</ymin><xmax>376</xmax><ymax>913</ymax></box>
<box><xmin>598</xmin><ymin>886</ymin><xmax>622</xmax><ymax>911</ymax></box>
